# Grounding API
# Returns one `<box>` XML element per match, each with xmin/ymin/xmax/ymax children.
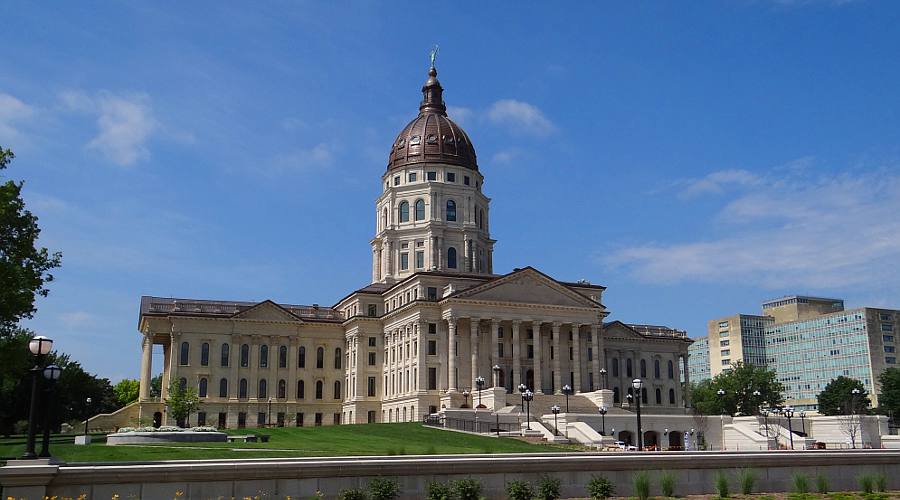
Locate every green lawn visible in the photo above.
<box><xmin>0</xmin><ymin>423</ymin><xmax>569</xmax><ymax>463</ymax></box>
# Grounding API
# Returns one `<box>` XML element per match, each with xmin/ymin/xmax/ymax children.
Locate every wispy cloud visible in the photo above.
<box><xmin>487</xmin><ymin>99</ymin><xmax>556</xmax><ymax>136</ymax></box>
<box><xmin>491</xmin><ymin>149</ymin><xmax>520</xmax><ymax>165</ymax></box>
<box><xmin>60</xmin><ymin>91</ymin><xmax>158</xmax><ymax>166</ymax></box>
<box><xmin>677</xmin><ymin>169</ymin><xmax>762</xmax><ymax>199</ymax></box>
<box><xmin>605</xmin><ymin>162</ymin><xmax>900</xmax><ymax>292</ymax></box>
<box><xmin>60</xmin><ymin>311</ymin><xmax>95</xmax><ymax>329</ymax></box>
<box><xmin>446</xmin><ymin>106</ymin><xmax>473</xmax><ymax>125</ymax></box>
<box><xmin>272</xmin><ymin>143</ymin><xmax>334</xmax><ymax>173</ymax></box>
<box><xmin>0</xmin><ymin>92</ymin><xmax>35</xmax><ymax>144</ymax></box>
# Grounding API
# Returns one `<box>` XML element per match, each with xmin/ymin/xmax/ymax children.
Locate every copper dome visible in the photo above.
<box><xmin>387</xmin><ymin>66</ymin><xmax>478</xmax><ymax>172</ymax></box>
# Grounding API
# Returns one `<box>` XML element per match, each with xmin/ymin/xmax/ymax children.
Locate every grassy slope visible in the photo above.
<box><xmin>0</xmin><ymin>423</ymin><xmax>567</xmax><ymax>463</ymax></box>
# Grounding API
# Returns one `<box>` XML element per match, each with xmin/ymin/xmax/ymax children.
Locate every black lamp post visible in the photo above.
<box><xmin>551</xmin><ymin>405</ymin><xmax>561</xmax><ymax>436</ymax></box>
<box><xmin>599</xmin><ymin>368</ymin><xmax>608</xmax><ymax>390</ymax></box>
<box><xmin>83</xmin><ymin>397</ymin><xmax>92</xmax><ymax>437</ymax></box>
<box><xmin>523</xmin><ymin>389</ymin><xmax>534</xmax><ymax>430</ymax></box>
<box><xmin>851</xmin><ymin>388</ymin><xmax>861</xmax><ymax>449</ymax></box>
<box><xmin>761</xmin><ymin>408</ymin><xmax>770</xmax><ymax>448</ymax></box>
<box><xmin>562</xmin><ymin>384</ymin><xmax>572</xmax><ymax>412</ymax></box>
<box><xmin>784</xmin><ymin>406</ymin><xmax>795</xmax><ymax>450</ymax></box>
<box><xmin>22</xmin><ymin>335</ymin><xmax>53</xmax><ymax>460</ymax></box>
<box><xmin>598</xmin><ymin>406</ymin><xmax>608</xmax><ymax>435</ymax></box>
<box><xmin>752</xmin><ymin>390</ymin><xmax>761</xmax><ymax>414</ymax></box>
<box><xmin>799</xmin><ymin>410</ymin><xmax>806</xmax><ymax>437</ymax></box>
<box><xmin>39</xmin><ymin>364</ymin><xmax>62</xmax><ymax>458</ymax></box>
<box><xmin>267</xmin><ymin>397</ymin><xmax>274</xmax><ymax>427</ymax></box>
<box><xmin>462</xmin><ymin>390</ymin><xmax>470</xmax><ymax>409</ymax></box>
<box><xmin>717</xmin><ymin>389</ymin><xmax>726</xmax><ymax>450</ymax></box>
<box><xmin>632</xmin><ymin>378</ymin><xmax>644</xmax><ymax>450</ymax></box>
<box><xmin>475</xmin><ymin>376</ymin><xmax>486</xmax><ymax>408</ymax></box>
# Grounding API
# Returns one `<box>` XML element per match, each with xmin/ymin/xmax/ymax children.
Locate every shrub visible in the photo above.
<box><xmin>859</xmin><ymin>474</ymin><xmax>875</xmax><ymax>494</ymax></box>
<box><xmin>586</xmin><ymin>475</ymin><xmax>615</xmax><ymax>500</ymax></box>
<box><xmin>715</xmin><ymin>470</ymin><xmax>730</xmax><ymax>498</ymax></box>
<box><xmin>793</xmin><ymin>474</ymin><xmax>809</xmax><ymax>494</ymax></box>
<box><xmin>660</xmin><ymin>471</ymin><xmax>676</xmax><ymax>498</ymax></box>
<box><xmin>816</xmin><ymin>474</ymin><xmax>829</xmax><ymax>494</ymax></box>
<box><xmin>874</xmin><ymin>473</ymin><xmax>887</xmax><ymax>492</ymax></box>
<box><xmin>738</xmin><ymin>469</ymin><xmax>756</xmax><ymax>495</ymax></box>
<box><xmin>634</xmin><ymin>471</ymin><xmax>651</xmax><ymax>500</ymax></box>
<box><xmin>536</xmin><ymin>474</ymin><xmax>561</xmax><ymax>500</ymax></box>
<box><xmin>451</xmin><ymin>478</ymin><xmax>482</xmax><ymax>500</ymax></box>
<box><xmin>338</xmin><ymin>488</ymin><xmax>368</xmax><ymax>500</ymax></box>
<box><xmin>425</xmin><ymin>481</ymin><xmax>452</xmax><ymax>500</ymax></box>
<box><xmin>368</xmin><ymin>477</ymin><xmax>400</xmax><ymax>500</ymax></box>
<box><xmin>506</xmin><ymin>480</ymin><xmax>534</xmax><ymax>500</ymax></box>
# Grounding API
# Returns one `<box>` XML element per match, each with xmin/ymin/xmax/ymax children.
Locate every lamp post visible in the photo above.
<box><xmin>689</xmin><ymin>428</ymin><xmax>695</xmax><ymax>450</ymax></box>
<box><xmin>761</xmin><ymin>408</ymin><xmax>770</xmax><ymax>448</ymax></box>
<box><xmin>599</xmin><ymin>368</ymin><xmax>608</xmax><ymax>390</ymax></box>
<box><xmin>551</xmin><ymin>405</ymin><xmax>561</xmax><ymax>436</ymax></box>
<box><xmin>752</xmin><ymin>390</ymin><xmax>761</xmax><ymax>414</ymax></box>
<box><xmin>83</xmin><ymin>397</ymin><xmax>92</xmax><ymax>437</ymax></box>
<box><xmin>598</xmin><ymin>406</ymin><xmax>608</xmax><ymax>436</ymax></box>
<box><xmin>492</xmin><ymin>364</ymin><xmax>501</xmax><ymax>389</ymax></box>
<box><xmin>462</xmin><ymin>389</ymin><xmax>470</xmax><ymax>409</ymax></box>
<box><xmin>784</xmin><ymin>406</ymin><xmax>795</xmax><ymax>450</ymax></box>
<box><xmin>523</xmin><ymin>389</ymin><xmax>534</xmax><ymax>430</ymax></box>
<box><xmin>475</xmin><ymin>376</ymin><xmax>486</xmax><ymax>408</ymax></box>
<box><xmin>851</xmin><ymin>388</ymin><xmax>861</xmax><ymax>449</ymax></box>
<box><xmin>267</xmin><ymin>397</ymin><xmax>274</xmax><ymax>427</ymax></box>
<box><xmin>632</xmin><ymin>378</ymin><xmax>644</xmax><ymax>450</ymax></box>
<box><xmin>799</xmin><ymin>410</ymin><xmax>806</xmax><ymax>437</ymax></box>
<box><xmin>717</xmin><ymin>389</ymin><xmax>726</xmax><ymax>451</ymax></box>
<box><xmin>562</xmin><ymin>384</ymin><xmax>572</xmax><ymax>412</ymax></box>
<box><xmin>22</xmin><ymin>335</ymin><xmax>53</xmax><ymax>460</ymax></box>
<box><xmin>39</xmin><ymin>364</ymin><xmax>62</xmax><ymax>458</ymax></box>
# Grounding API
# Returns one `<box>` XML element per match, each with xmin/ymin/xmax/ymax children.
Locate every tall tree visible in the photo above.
<box><xmin>0</xmin><ymin>146</ymin><xmax>62</xmax><ymax>336</ymax></box>
<box><xmin>113</xmin><ymin>378</ymin><xmax>140</xmax><ymax>407</ymax></box>
<box><xmin>690</xmin><ymin>363</ymin><xmax>785</xmax><ymax>416</ymax></box>
<box><xmin>817</xmin><ymin>376</ymin><xmax>870</xmax><ymax>416</ymax></box>
<box><xmin>165</xmin><ymin>383</ymin><xmax>200</xmax><ymax>427</ymax></box>
<box><xmin>878</xmin><ymin>368</ymin><xmax>900</xmax><ymax>421</ymax></box>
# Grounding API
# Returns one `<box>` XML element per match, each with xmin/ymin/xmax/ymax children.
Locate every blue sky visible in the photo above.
<box><xmin>3</xmin><ymin>1</ymin><xmax>899</xmax><ymax>382</ymax></box>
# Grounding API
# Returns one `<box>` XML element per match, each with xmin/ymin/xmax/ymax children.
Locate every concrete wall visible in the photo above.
<box><xmin>3</xmin><ymin>451</ymin><xmax>899</xmax><ymax>500</ymax></box>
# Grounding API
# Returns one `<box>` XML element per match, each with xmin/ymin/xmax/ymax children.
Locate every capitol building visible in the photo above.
<box><xmin>133</xmin><ymin>63</ymin><xmax>693</xmax><ymax>429</ymax></box>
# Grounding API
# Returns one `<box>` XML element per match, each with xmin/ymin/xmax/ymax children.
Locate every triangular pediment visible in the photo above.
<box><xmin>452</xmin><ymin>267</ymin><xmax>601</xmax><ymax>308</ymax></box>
<box><xmin>231</xmin><ymin>300</ymin><xmax>301</xmax><ymax>322</ymax></box>
<box><xmin>603</xmin><ymin>321</ymin><xmax>646</xmax><ymax>339</ymax></box>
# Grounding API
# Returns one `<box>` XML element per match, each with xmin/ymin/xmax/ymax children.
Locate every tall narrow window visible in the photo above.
<box><xmin>414</xmin><ymin>199</ymin><xmax>425</xmax><ymax>221</ymax></box>
<box><xmin>612</xmin><ymin>358</ymin><xmax>619</xmax><ymax>377</ymax></box>
<box><xmin>669</xmin><ymin>388</ymin><xmax>676</xmax><ymax>404</ymax></box>
<box><xmin>382</xmin><ymin>207</ymin><xmax>387</xmax><ymax>229</ymax></box>
<box><xmin>240</xmin><ymin>344</ymin><xmax>249</xmax><ymax>367</ymax></box>
<box><xmin>654</xmin><ymin>359</ymin><xmax>660</xmax><ymax>379</ymax></box>
<box><xmin>446</xmin><ymin>200</ymin><xmax>456</xmax><ymax>221</ymax></box>
<box><xmin>334</xmin><ymin>348</ymin><xmax>342</xmax><ymax>369</ymax></box>
<box><xmin>259</xmin><ymin>345</ymin><xmax>269</xmax><ymax>368</ymax></box>
<box><xmin>200</xmin><ymin>343</ymin><xmax>209</xmax><ymax>366</ymax></box>
<box><xmin>179</xmin><ymin>377</ymin><xmax>187</xmax><ymax>391</ymax></box>
<box><xmin>278</xmin><ymin>379</ymin><xmax>286</xmax><ymax>399</ymax></box>
<box><xmin>655</xmin><ymin>388</ymin><xmax>661</xmax><ymax>405</ymax></box>
<box><xmin>221</xmin><ymin>343</ymin><xmax>230</xmax><ymax>367</ymax></box>
<box><xmin>334</xmin><ymin>381</ymin><xmax>342</xmax><ymax>399</ymax></box>
<box><xmin>315</xmin><ymin>380</ymin><xmax>323</xmax><ymax>399</ymax></box>
<box><xmin>298</xmin><ymin>346</ymin><xmax>306</xmax><ymax>368</ymax></box>
<box><xmin>239</xmin><ymin>378</ymin><xmax>248</xmax><ymax>399</ymax></box>
<box><xmin>219</xmin><ymin>378</ymin><xmax>228</xmax><ymax>398</ymax></box>
<box><xmin>448</xmin><ymin>247</ymin><xmax>457</xmax><ymax>269</ymax></box>
<box><xmin>668</xmin><ymin>360</ymin><xmax>675</xmax><ymax>379</ymax></box>
<box><xmin>640</xmin><ymin>359</ymin><xmax>646</xmax><ymax>378</ymax></box>
<box><xmin>297</xmin><ymin>380</ymin><xmax>305</xmax><ymax>399</ymax></box>
<box><xmin>399</xmin><ymin>201</ymin><xmax>409</xmax><ymax>222</ymax></box>
<box><xmin>626</xmin><ymin>358</ymin><xmax>632</xmax><ymax>377</ymax></box>
<box><xmin>179</xmin><ymin>342</ymin><xmax>190</xmax><ymax>366</ymax></box>
<box><xmin>199</xmin><ymin>378</ymin><xmax>208</xmax><ymax>398</ymax></box>
<box><xmin>258</xmin><ymin>379</ymin><xmax>267</xmax><ymax>399</ymax></box>
<box><xmin>279</xmin><ymin>346</ymin><xmax>287</xmax><ymax>368</ymax></box>
<box><xmin>316</xmin><ymin>347</ymin><xmax>324</xmax><ymax>369</ymax></box>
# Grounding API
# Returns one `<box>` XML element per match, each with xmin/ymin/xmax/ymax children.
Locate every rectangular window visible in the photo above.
<box><xmin>427</xmin><ymin>287</ymin><xmax>438</xmax><ymax>300</ymax></box>
<box><xmin>393</xmin><ymin>176</ymin><xmax>400</xmax><ymax>186</ymax></box>
<box><xmin>368</xmin><ymin>376</ymin><xmax>376</xmax><ymax>397</ymax></box>
<box><xmin>721</xmin><ymin>349</ymin><xmax>730</xmax><ymax>356</ymax></box>
<box><xmin>400</xmin><ymin>253</ymin><xmax>409</xmax><ymax>270</ymax></box>
<box><xmin>428</xmin><ymin>367</ymin><xmax>437</xmax><ymax>390</ymax></box>
<box><xmin>238</xmin><ymin>412</ymin><xmax>246</xmax><ymax>429</ymax></box>
<box><xmin>334</xmin><ymin>413</ymin><xmax>341</xmax><ymax>425</ymax></box>
<box><xmin>881</xmin><ymin>314</ymin><xmax>893</xmax><ymax>321</ymax></box>
<box><xmin>882</xmin><ymin>323</ymin><xmax>894</xmax><ymax>332</ymax></box>
<box><xmin>885</xmin><ymin>335</ymin><xmax>895</xmax><ymax>342</ymax></box>
<box><xmin>218</xmin><ymin>412</ymin><xmax>226</xmax><ymax>428</ymax></box>
<box><xmin>587</xmin><ymin>347</ymin><xmax>593</xmax><ymax>361</ymax></box>
<box><xmin>719</xmin><ymin>332</ymin><xmax>729</xmax><ymax>337</ymax></box>
<box><xmin>886</xmin><ymin>346</ymin><xmax>896</xmax><ymax>353</ymax></box>
<box><xmin>720</xmin><ymin>340</ymin><xmax>730</xmax><ymax>347</ymax></box>
<box><xmin>464</xmin><ymin>175</ymin><xmax>470</xmax><ymax>185</ymax></box>
<box><xmin>887</xmin><ymin>357</ymin><xmax>897</xmax><ymax>364</ymax></box>
<box><xmin>527</xmin><ymin>329</ymin><xmax>534</xmax><ymax>339</ymax></box>
<box><xmin>446</xmin><ymin>172</ymin><xmax>455</xmax><ymax>182</ymax></box>
<box><xmin>367</xmin><ymin>304</ymin><xmax>377</xmax><ymax>317</ymax></box>
<box><xmin>427</xmin><ymin>171</ymin><xmax>436</xmax><ymax>181</ymax></box>
<box><xmin>368</xmin><ymin>410</ymin><xmax>376</xmax><ymax>423</ymax></box>
<box><xmin>408</xmin><ymin>172</ymin><xmax>417</xmax><ymax>182</ymax></box>
<box><xmin>498</xmin><ymin>343</ymin><xmax>504</xmax><ymax>358</ymax></box>
<box><xmin>415</xmin><ymin>251</ymin><xmax>424</xmax><ymax>269</ymax></box>
<box><xmin>296</xmin><ymin>413</ymin><xmax>304</xmax><ymax>427</ymax></box>
<box><xmin>428</xmin><ymin>322</ymin><xmax>437</xmax><ymax>334</ymax></box>
<box><xmin>527</xmin><ymin>344</ymin><xmax>534</xmax><ymax>359</ymax></box>
<box><xmin>721</xmin><ymin>359</ymin><xmax>730</xmax><ymax>366</ymax></box>
<box><xmin>718</xmin><ymin>321</ymin><xmax>729</xmax><ymax>328</ymax></box>
<box><xmin>197</xmin><ymin>411</ymin><xmax>206</xmax><ymax>426</ymax></box>
<box><xmin>257</xmin><ymin>412</ymin><xmax>266</xmax><ymax>428</ymax></box>
<box><xmin>315</xmin><ymin>413</ymin><xmax>323</xmax><ymax>426</ymax></box>
<box><xmin>428</xmin><ymin>340</ymin><xmax>437</xmax><ymax>355</ymax></box>
<box><xmin>569</xmin><ymin>346</ymin><xmax>573</xmax><ymax>360</ymax></box>
<box><xmin>368</xmin><ymin>352</ymin><xmax>376</xmax><ymax>365</ymax></box>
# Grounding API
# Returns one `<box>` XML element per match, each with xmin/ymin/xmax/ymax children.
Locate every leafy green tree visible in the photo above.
<box><xmin>878</xmin><ymin>368</ymin><xmax>900</xmax><ymax>421</ymax></box>
<box><xmin>690</xmin><ymin>362</ymin><xmax>784</xmax><ymax>415</ymax></box>
<box><xmin>0</xmin><ymin>329</ymin><xmax>33</xmax><ymax>435</ymax></box>
<box><xmin>0</xmin><ymin>147</ymin><xmax>62</xmax><ymax>336</ymax></box>
<box><xmin>150</xmin><ymin>374</ymin><xmax>162</xmax><ymax>398</ymax></box>
<box><xmin>113</xmin><ymin>378</ymin><xmax>140</xmax><ymax>407</ymax></box>
<box><xmin>817</xmin><ymin>376</ymin><xmax>869</xmax><ymax>415</ymax></box>
<box><xmin>166</xmin><ymin>383</ymin><xmax>200</xmax><ymax>427</ymax></box>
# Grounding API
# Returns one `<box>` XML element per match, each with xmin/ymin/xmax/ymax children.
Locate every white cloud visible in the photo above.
<box><xmin>491</xmin><ymin>149</ymin><xmax>520</xmax><ymax>165</ymax></box>
<box><xmin>678</xmin><ymin>169</ymin><xmax>761</xmax><ymax>199</ymax></box>
<box><xmin>487</xmin><ymin>99</ymin><xmax>556</xmax><ymax>136</ymax></box>
<box><xmin>60</xmin><ymin>91</ymin><xmax>158</xmax><ymax>166</ymax></box>
<box><xmin>605</xmin><ymin>164</ymin><xmax>900</xmax><ymax>292</ymax></box>
<box><xmin>0</xmin><ymin>92</ymin><xmax>34</xmax><ymax>144</ymax></box>
<box><xmin>272</xmin><ymin>143</ymin><xmax>334</xmax><ymax>173</ymax></box>
<box><xmin>60</xmin><ymin>311</ymin><xmax>95</xmax><ymax>328</ymax></box>
<box><xmin>446</xmin><ymin>106</ymin><xmax>473</xmax><ymax>125</ymax></box>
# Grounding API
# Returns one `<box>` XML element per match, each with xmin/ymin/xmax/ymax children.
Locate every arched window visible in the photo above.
<box><xmin>447</xmin><ymin>247</ymin><xmax>457</xmax><ymax>269</ymax></box>
<box><xmin>613</xmin><ymin>387</ymin><xmax>620</xmax><ymax>403</ymax></box>
<box><xmin>258</xmin><ymin>379</ymin><xmax>268</xmax><ymax>399</ymax></box>
<box><xmin>199</xmin><ymin>378</ymin><xmax>208</xmax><ymax>398</ymax></box>
<box><xmin>640</xmin><ymin>359</ymin><xmax>647</xmax><ymax>378</ymax></box>
<box><xmin>654</xmin><ymin>359</ymin><xmax>660</xmax><ymax>379</ymax></box>
<box><xmin>239</xmin><ymin>378</ymin><xmax>248</xmax><ymax>399</ymax></box>
<box><xmin>398</xmin><ymin>201</ymin><xmax>409</xmax><ymax>222</ymax></box>
<box><xmin>414</xmin><ymin>199</ymin><xmax>425</xmax><ymax>221</ymax></box>
<box><xmin>668</xmin><ymin>360</ymin><xmax>675</xmax><ymax>379</ymax></box>
<box><xmin>478</xmin><ymin>208</ymin><xmax>484</xmax><ymax>229</ymax></box>
<box><xmin>219</xmin><ymin>378</ymin><xmax>228</xmax><ymax>398</ymax></box>
<box><xmin>240</xmin><ymin>344</ymin><xmax>249</xmax><ymax>367</ymax></box>
<box><xmin>655</xmin><ymin>388</ymin><xmax>661</xmax><ymax>405</ymax></box>
<box><xmin>221</xmin><ymin>343</ymin><xmax>230</xmax><ymax>367</ymax></box>
<box><xmin>179</xmin><ymin>342</ymin><xmax>190</xmax><ymax>365</ymax></box>
<box><xmin>446</xmin><ymin>200</ymin><xmax>456</xmax><ymax>221</ymax></box>
<box><xmin>382</xmin><ymin>207</ymin><xmax>387</xmax><ymax>228</ymax></box>
<box><xmin>259</xmin><ymin>345</ymin><xmax>269</xmax><ymax>368</ymax></box>
<box><xmin>626</xmin><ymin>358</ymin><xmax>633</xmax><ymax>377</ymax></box>
<box><xmin>298</xmin><ymin>346</ymin><xmax>306</xmax><ymax>368</ymax></box>
<box><xmin>612</xmin><ymin>358</ymin><xmax>619</xmax><ymax>377</ymax></box>
<box><xmin>278</xmin><ymin>379</ymin><xmax>286</xmax><ymax>399</ymax></box>
<box><xmin>641</xmin><ymin>387</ymin><xmax>648</xmax><ymax>404</ymax></box>
<box><xmin>279</xmin><ymin>346</ymin><xmax>287</xmax><ymax>368</ymax></box>
<box><xmin>669</xmin><ymin>388</ymin><xmax>676</xmax><ymax>405</ymax></box>
<box><xmin>334</xmin><ymin>381</ymin><xmax>342</xmax><ymax>399</ymax></box>
<box><xmin>315</xmin><ymin>380</ymin><xmax>323</xmax><ymax>400</ymax></box>
<box><xmin>179</xmin><ymin>377</ymin><xmax>187</xmax><ymax>391</ymax></box>
<box><xmin>316</xmin><ymin>347</ymin><xmax>324</xmax><ymax>369</ymax></box>
<box><xmin>200</xmin><ymin>343</ymin><xmax>210</xmax><ymax>366</ymax></box>
<box><xmin>334</xmin><ymin>348</ymin><xmax>342</xmax><ymax>369</ymax></box>
<box><xmin>297</xmin><ymin>380</ymin><xmax>305</xmax><ymax>399</ymax></box>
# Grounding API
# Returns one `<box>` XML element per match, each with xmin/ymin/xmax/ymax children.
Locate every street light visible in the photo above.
<box><xmin>761</xmin><ymin>408</ymin><xmax>770</xmax><ymax>448</ymax></box>
<box><xmin>717</xmin><ymin>389</ymin><xmax>726</xmax><ymax>451</ymax></box>
<box><xmin>784</xmin><ymin>406</ymin><xmax>795</xmax><ymax>450</ymax></box>
<box><xmin>851</xmin><ymin>388</ymin><xmax>861</xmax><ymax>449</ymax></box>
<box><xmin>752</xmin><ymin>390</ymin><xmax>761</xmax><ymax>414</ymax></box>
<box><xmin>84</xmin><ymin>397</ymin><xmax>92</xmax><ymax>437</ymax></box>
<box><xmin>689</xmin><ymin>428</ymin><xmax>695</xmax><ymax>450</ymax></box>
<box><xmin>492</xmin><ymin>364</ymin><xmax>501</xmax><ymax>388</ymax></box>
<box><xmin>562</xmin><ymin>384</ymin><xmax>573</xmax><ymax>412</ymax></box>
<box><xmin>267</xmin><ymin>397</ymin><xmax>274</xmax><ymax>427</ymax></box>
<box><xmin>632</xmin><ymin>378</ymin><xmax>644</xmax><ymax>450</ymax></box>
<box><xmin>475</xmin><ymin>376</ymin><xmax>486</xmax><ymax>408</ymax></box>
<box><xmin>598</xmin><ymin>406</ymin><xmax>608</xmax><ymax>436</ymax></box>
<box><xmin>599</xmin><ymin>368</ymin><xmax>608</xmax><ymax>390</ymax></box>
<box><xmin>523</xmin><ymin>389</ymin><xmax>534</xmax><ymax>430</ymax></box>
<box><xmin>39</xmin><ymin>364</ymin><xmax>62</xmax><ymax>458</ymax></box>
<box><xmin>551</xmin><ymin>405</ymin><xmax>561</xmax><ymax>436</ymax></box>
<box><xmin>799</xmin><ymin>410</ymin><xmax>807</xmax><ymax>437</ymax></box>
<box><xmin>22</xmin><ymin>335</ymin><xmax>53</xmax><ymax>460</ymax></box>
<box><xmin>462</xmin><ymin>389</ymin><xmax>470</xmax><ymax>409</ymax></box>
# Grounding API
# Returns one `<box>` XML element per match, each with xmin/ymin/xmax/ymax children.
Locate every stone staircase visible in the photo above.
<box><xmin>506</xmin><ymin>393</ymin><xmax>601</xmax><ymax>414</ymax></box>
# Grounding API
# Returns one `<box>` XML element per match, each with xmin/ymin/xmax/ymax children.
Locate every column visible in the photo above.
<box><xmin>288</xmin><ymin>338</ymin><xmax>298</xmax><ymax>403</ymax></box>
<box><xmin>552</xmin><ymin>322</ymin><xmax>562</xmax><ymax>394</ymax></box>
<box><xmin>682</xmin><ymin>354</ymin><xmax>691</xmax><ymax>407</ymax></box>
<box><xmin>572</xmin><ymin>324</ymin><xmax>582</xmax><ymax>393</ymax></box>
<box><xmin>167</xmin><ymin>334</ymin><xmax>179</xmax><ymax>399</ymax></box>
<box><xmin>139</xmin><ymin>332</ymin><xmax>153</xmax><ymax>401</ymax></box>
<box><xmin>490</xmin><ymin>319</ymin><xmax>500</xmax><ymax>386</ymax></box>
<box><xmin>512</xmin><ymin>321</ymin><xmax>521</xmax><ymax>391</ymax></box>
<box><xmin>591</xmin><ymin>324</ymin><xmax>601</xmax><ymax>390</ymax></box>
<box><xmin>229</xmin><ymin>336</ymin><xmax>240</xmax><ymax>400</ymax></box>
<box><xmin>533</xmin><ymin>321</ymin><xmax>543</xmax><ymax>394</ymax></box>
<box><xmin>249</xmin><ymin>338</ymin><xmax>259</xmax><ymax>402</ymax></box>
<box><xmin>160</xmin><ymin>342</ymin><xmax>170</xmax><ymax>400</ymax></box>
<box><xmin>438</xmin><ymin>320</ymin><xmax>448</xmax><ymax>390</ymax></box>
<box><xmin>372</xmin><ymin>248</ymin><xmax>380</xmax><ymax>283</ymax></box>
<box><xmin>448</xmin><ymin>318</ymin><xmax>458</xmax><ymax>391</ymax></box>
<box><xmin>470</xmin><ymin>318</ymin><xmax>480</xmax><ymax>390</ymax></box>
<box><xmin>417</xmin><ymin>322</ymin><xmax>427</xmax><ymax>393</ymax></box>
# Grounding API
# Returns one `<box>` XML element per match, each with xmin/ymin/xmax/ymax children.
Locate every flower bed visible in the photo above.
<box><xmin>107</xmin><ymin>426</ymin><xmax>227</xmax><ymax>445</ymax></box>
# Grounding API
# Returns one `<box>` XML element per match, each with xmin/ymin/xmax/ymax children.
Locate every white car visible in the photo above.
<box><xmin>614</xmin><ymin>441</ymin><xmax>637</xmax><ymax>451</ymax></box>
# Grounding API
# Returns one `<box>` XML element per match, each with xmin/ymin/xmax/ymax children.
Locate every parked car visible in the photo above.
<box><xmin>615</xmin><ymin>441</ymin><xmax>637</xmax><ymax>451</ymax></box>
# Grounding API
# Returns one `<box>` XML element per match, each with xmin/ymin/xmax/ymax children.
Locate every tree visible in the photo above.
<box><xmin>165</xmin><ymin>383</ymin><xmax>199</xmax><ymax>427</ymax></box>
<box><xmin>150</xmin><ymin>374</ymin><xmax>162</xmax><ymax>398</ymax></box>
<box><xmin>0</xmin><ymin>147</ymin><xmax>62</xmax><ymax>336</ymax></box>
<box><xmin>817</xmin><ymin>376</ymin><xmax>869</xmax><ymax>416</ymax></box>
<box><xmin>690</xmin><ymin>363</ymin><xmax>785</xmax><ymax>416</ymax></box>
<box><xmin>878</xmin><ymin>368</ymin><xmax>900</xmax><ymax>422</ymax></box>
<box><xmin>0</xmin><ymin>329</ymin><xmax>33</xmax><ymax>436</ymax></box>
<box><xmin>113</xmin><ymin>379</ymin><xmax>140</xmax><ymax>407</ymax></box>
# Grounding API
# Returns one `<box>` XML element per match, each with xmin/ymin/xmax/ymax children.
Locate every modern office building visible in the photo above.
<box><xmin>705</xmin><ymin>314</ymin><xmax>773</xmax><ymax>378</ymax></box>
<box><xmin>687</xmin><ymin>335</ymin><xmax>711</xmax><ymax>382</ymax></box>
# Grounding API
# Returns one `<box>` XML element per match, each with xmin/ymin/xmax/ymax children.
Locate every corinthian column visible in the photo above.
<box><xmin>591</xmin><ymin>324</ymin><xmax>601</xmax><ymax>391</ymax></box>
<box><xmin>552</xmin><ymin>322</ymin><xmax>562</xmax><ymax>394</ymax></box>
<box><xmin>448</xmin><ymin>317</ymin><xmax>458</xmax><ymax>391</ymax></box>
<box><xmin>470</xmin><ymin>318</ymin><xmax>480</xmax><ymax>390</ymax></box>
<box><xmin>512</xmin><ymin>320</ymin><xmax>521</xmax><ymax>391</ymax></box>
<box><xmin>572</xmin><ymin>324</ymin><xmax>582</xmax><ymax>393</ymax></box>
<box><xmin>533</xmin><ymin>321</ymin><xmax>543</xmax><ymax>394</ymax></box>
<box><xmin>139</xmin><ymin>332</ymin><xmax>153</xmax><ymax>401</ymax></box>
